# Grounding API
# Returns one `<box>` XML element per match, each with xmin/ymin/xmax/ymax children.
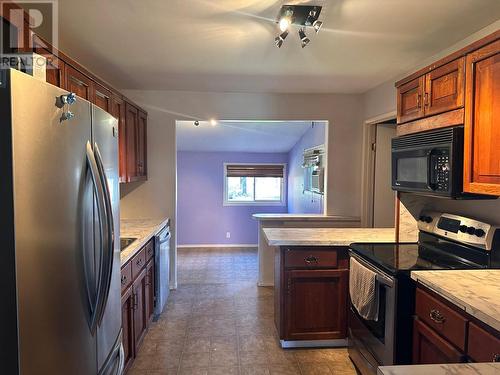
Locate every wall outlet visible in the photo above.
<box><xmin>226</xmin><ymin>232</ymin><xmax>231</xmax><ymax>239</ymax></box>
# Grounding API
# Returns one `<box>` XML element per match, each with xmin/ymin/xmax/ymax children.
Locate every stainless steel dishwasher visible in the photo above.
<box><xmin>154</xmin><ymin>226</ymin><xmax>171</xmax><ymax>318</ymax></box>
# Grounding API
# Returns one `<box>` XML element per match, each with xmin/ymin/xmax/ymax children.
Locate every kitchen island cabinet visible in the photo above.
<box><xmin>274</xmin><ymin>246</ymin><xmax>350</xmax><ymax>347</ymax></box>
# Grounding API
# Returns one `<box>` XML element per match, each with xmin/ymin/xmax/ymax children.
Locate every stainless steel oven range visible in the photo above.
<box><xmin>348</xmin><ymin>212</ymin><xmax>500</xmax><ymax>375</ymax></box>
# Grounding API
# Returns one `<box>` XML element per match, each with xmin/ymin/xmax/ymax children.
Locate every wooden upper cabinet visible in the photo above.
<box><xmin>94</xmin><ymin>83</ymin><xmax>112</xmax><ymax>112</ymax></box>
<box><xmin>463</xmin><ymin>39</ymin><xmax>500</xmax><ymax>196</ymax></box>
<box><xmin>397</xmin><ymin>59</ymin><xmax>465</xmax><ymax>124</ymax></box>
<box><xmin>111</xmin><ymin>96</ymin><xmax>127</xmax><ymax>183</ymax></box>
<box><xmin>125</xmin><ymin>103</ymin><xmax>139</xmax><ymax>182</ymax></box>
<box><xmin>424</xmin><ymin>57</ymin><xmax>465</xmax><ymax>116</ymax></box>
<box><xmin>137</xmin><ymin>110</ymin><xmax>148</xmax><ymax>179</ymax></box>
<box><xmin>64</xmin><ymin>64</ymin><xmax>93</xmax><ymax>101</ymax></box>
<box><xmin>397</xmin><ymin>77</ymin><xmax>425</xmax><ymax>124</ymax></box>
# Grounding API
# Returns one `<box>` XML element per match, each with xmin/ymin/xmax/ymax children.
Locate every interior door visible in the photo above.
<box><xmin>92</xmin><ymin>105</ymin><xmax>122</xmax><ymax>373</ymax></box>
<box><xmin>373</xmin><ymin>123</ymin><xmax>396</xmax><ymax>227</ymax></box>
<box><xmin>9</xmin><ymin>69</ymin><xmax>96</xmax><ymax>374</ymax></box>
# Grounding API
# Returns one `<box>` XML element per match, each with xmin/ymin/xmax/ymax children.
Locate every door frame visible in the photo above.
<box><xmin>360</xmin><ymin>111</ymin><xmax>397</xmax><ymax>227</ymax></box>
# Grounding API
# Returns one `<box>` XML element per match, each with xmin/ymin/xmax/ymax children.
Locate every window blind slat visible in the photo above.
<box><xmin>226</xmin><ymin>164</ymin><xmax>284</xmax><ymax>178</ymax></box>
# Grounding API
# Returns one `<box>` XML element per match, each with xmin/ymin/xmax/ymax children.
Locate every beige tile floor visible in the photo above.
<box><xmin>128</xmin><ymin>248</ymin><xmax>357</xmax><ymax>375</ymax></box>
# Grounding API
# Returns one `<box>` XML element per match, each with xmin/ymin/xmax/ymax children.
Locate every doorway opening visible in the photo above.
<box><xmin>361</xmin><ymin>115</ymin><xmax>397</xmax><ymax>228</ymax></box>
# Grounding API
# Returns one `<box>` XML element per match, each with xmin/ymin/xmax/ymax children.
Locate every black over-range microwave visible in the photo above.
<box><xmin>391</xmin><ymin>126</ymin><xmax>489</xmax><ymax>199</ymax></box>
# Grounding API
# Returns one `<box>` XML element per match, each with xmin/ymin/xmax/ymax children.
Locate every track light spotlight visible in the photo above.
<box><xmin>274</xmin><ymin>30</ymin><xmax>289</xmax><ymax>48</ymax></box>
<box><xmin>313</xmin><ymin>20</ymin><xmax>323</xmax><ymax>33</ymax></box>
<box><xmin>298</xmin><ymin>28</ymin><xmax>310</xmax><ymax>48</ymax></box>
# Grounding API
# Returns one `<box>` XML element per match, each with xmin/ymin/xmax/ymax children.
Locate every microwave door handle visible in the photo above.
<box><xmin>427</xmin><ymin>151</ymin><xmax>438</xmax><ymax>191</ymax></box>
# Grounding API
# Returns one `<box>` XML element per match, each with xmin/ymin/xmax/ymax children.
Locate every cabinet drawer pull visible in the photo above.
<box><xmin>417</xmin><ymin>94</ymin><xmax>421</xmax><ymax>108</ymax></box>
<box><xmin>429</xmin><ymin>309</ymin><xmax>446</xmax><ymax>324</ymax></box>
<box><xmin>121</xmin><ymin>275</ymin><xmax>127</xmax><ymax>285</ymax></box>
<box><xmin>136</xmin><ymin>258</ymin><xmax>143</xmax><ymax>266</ymax></box>
<box><xmin>305</xmin><ymin>255</ymin><xmax>318</xmax><ymax>264</ymax></box>
<box><xmin>494</xmin><ymin>354</ymin><xmax>500</xmax><ymax>362</ymax></box>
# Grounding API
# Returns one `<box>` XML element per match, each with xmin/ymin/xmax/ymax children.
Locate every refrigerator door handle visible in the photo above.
<box><xmin>93</xmin><ymin>143</ymin><xmax>115</xmax><ymax>326</ymax></box>
<box><xmin>85</xmin><ymin>141</ymin><xmax>108</xmax><ymax>334</ymax></box>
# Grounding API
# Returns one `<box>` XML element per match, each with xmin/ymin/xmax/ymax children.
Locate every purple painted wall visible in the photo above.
<box><xmin>287</xmin><ymin>122</ymin><xmax>326</xmax><ymax>214</ymax></box>
<box><xmin>177</xmin><ymin>151</ymin><xmax>288</xmax><ymax>245</ymax></box>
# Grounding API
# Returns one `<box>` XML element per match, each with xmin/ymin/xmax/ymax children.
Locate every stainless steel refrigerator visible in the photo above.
<box><xmin>0</xmin><ymin>69</ymin><xmax>124</xmax><ymax>375</ymax></box>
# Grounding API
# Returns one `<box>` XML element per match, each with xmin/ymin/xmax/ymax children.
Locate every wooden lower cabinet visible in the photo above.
<box><xmin>121</xmin><ymin>239</ymin><xmax>156</xmax><ymax>373</ymax></box>
<box><xmin>413</xmin><ymin>286</ymin><xmax>500</xmax><ymax>365</ymax></box>
<box><xmin>275</xmin><ymin>247</ymin><xmax>349</xmax><ymax>343</ymax></box>
<box><xmin>412</xmin><ymin>318</ymin><xmax>465</xmax><ymax>364</ymax></box>
<box><xmin>121</xmin><ymin>286</ymin><xmax>135</xmax><ymax>373</ymax></box>
<box><xmin>145</xmin><ymin>259</ymin><xmax>155</xmax><ymax>324</ymax></box>
<box><xmin>133</xmin><ymin>268</ymin><xmax>148</xmax><ymax>350</ymax></box>
<box><xmin>284</xmin><ymin>269</ymin><xmax>348</xmax><ymax>340</ymax></box>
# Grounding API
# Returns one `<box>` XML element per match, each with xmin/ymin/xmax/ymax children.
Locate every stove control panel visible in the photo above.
<box><xmin>418</xmin><ymin>212</ymin><xmax>499</xmax><ymax>251</ymax></box>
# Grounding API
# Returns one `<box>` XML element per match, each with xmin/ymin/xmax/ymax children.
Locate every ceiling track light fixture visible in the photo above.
<box><xmin>298</xmin><ymin>27</ymin><xmax>310</xmax><ymax>48</ymax></box>
<box><xmin>274</xmin><ymin>30</ymin><xmax>289</xmax><ymax>48</ymax></box>
<box><xmin>274</xmin><ymin>5</ymin><xmax>323</xmax><ymax>48</ymax></box>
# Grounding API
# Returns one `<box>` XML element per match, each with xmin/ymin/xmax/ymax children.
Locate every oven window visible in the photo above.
<box><xmin>397</xmin><ymin>157</ymin><xmax>428</xmax><ymax>183</ymax></box>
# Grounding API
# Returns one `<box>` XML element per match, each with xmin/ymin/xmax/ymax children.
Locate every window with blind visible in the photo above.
<box><xmin>224</xmin><ymin>163</ymin><xmax>286</xmax><ymax>205</ymax></box>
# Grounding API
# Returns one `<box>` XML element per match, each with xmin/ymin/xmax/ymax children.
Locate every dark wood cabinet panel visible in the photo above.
<box><xmin>121</xmin><ymin>286</ymin><xmax>135</xmax><ymax>373</ymax></box>
<box><xmin>137</xmin><ymin>110</ymin><xmax>148</xmax><ymax>180</ymax></box>
<box><xmin>412</xmin><ymin>318</ymin><xmax>464</xmax><ymax>365</ymax></box>
<box><xmin>94</xmin><ymin>83</ymin><xmax>112</xmax><ymax>112</ymax></box>
<box><xmin>125</xmin><ymin>103</ymin><xmax>139</xmax><ymax>182</ymax></box>
<box><xmin>424</xmin><ymin>57</ymin><xmax>464</xmax><ymax>116</ymax></box>
<box><xmin>464</xmin><ymin>39</ymin><xmax>500</xmax><ymax>196</ymax></box>
<box><xmin>415</xmin><ymin>288</ymin><xmax>467</xmax><ymax>351</ymax></box>
<box><xmin>111</xmin><ymin>95</ymin><xmax>127</xmax><ymax>183</ymax></box>
<box><xmin>284</xmin><ymin>269</ymin><xmax>348</xmax><ymax>341</ymax></box>
<box><xmin>468</xmin><ymin>322</ymin><xmax>500</xmax><ymax>363</ymax></box>
<box><xmin>397</xmin><ymin>77</ymin><xmax>425</xmax><ymax>124</ymax></box>
<box><xmin>64</xmin><ymin>64</ymin><xmax>93</xmax><ymax>101</ymax></box>
<box><xmin>275</xmin><ymin>247</ymin><xmax>349</xmax><ymax>345</ymax></box>
<box><xmin>145</xmin><ymin>259</ymin><xmax>155</xmax><ymax>324</ymax></box>
<box><xmin>133</xmin><ymin>268</ymin><xmax>148</xmax><ymax>351</ymax></box>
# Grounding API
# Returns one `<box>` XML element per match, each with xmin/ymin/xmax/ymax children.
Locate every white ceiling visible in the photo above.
<box><xmin>57</xmin><ymin>0</ymin><xmax>500</xmax><ymax>93</ymax></box>
<box><xmin>176</xmin><ymin>120</ymin><xmax>318</xmax><ymax>152</ymax></box>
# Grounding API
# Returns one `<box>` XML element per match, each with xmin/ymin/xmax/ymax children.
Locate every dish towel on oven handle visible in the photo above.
<box><xmin>349</xmin><ymin>257</ymin><xmax>379</xmax><ymax>321</ymax></box>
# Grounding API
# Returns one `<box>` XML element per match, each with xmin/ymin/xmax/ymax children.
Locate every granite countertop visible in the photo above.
<box><xmin>378</xmin><ymin>363</ymin><xmax>500</xmax><ymax>375</ymax></box>
<box><xmin>120</xmin><ymin>218</ymin><xmax>170</xmax><ymax>266</ymax></box>
<box><xmin>263</xmin><ymin>227</ymin><xmax>395</xmax><ymax>246</ymax></box>
<box><xmin>252</xmin><ymin>213</ymin><xmax>360</xmax><ymax>222</ymax></box>
<box><xmin>411</xmin><ymin>270</ymin><xmax>500</xmax><ymax>332</ymax></box>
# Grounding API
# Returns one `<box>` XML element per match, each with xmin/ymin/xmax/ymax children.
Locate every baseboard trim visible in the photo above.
<box><xmin>280</xmin><ymin>339</ymin><xmax>348</xmax><ymax>349</ymax></box>
<box><xmin>177</xmin><ymin>244</ymin><xmax>258</xmax><ymax>249</ymax></box>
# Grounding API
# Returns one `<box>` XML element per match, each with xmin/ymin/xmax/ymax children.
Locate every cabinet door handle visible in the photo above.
<box><xmin>136</xmin><ymin>258</ymin><xmax>143</xmax><ymax>266</ymax></box>
<box><xmin>305</xmin><ymin>255</ymin><xmax>318</xmax><ymax>264</ymax></box>
<box><xmin>121</xmin><ymin>275</ymin><xmax>127</xmax><ymax>285</ymax></box>
<box><xmin>417</xmin><ymin>94</ymin><xmax>421</xmax><ymax>108</ymax></box>
<box><xmin>424</xmin><ymin>92</ymin><xmax>429</xmax><ymax>107</ymax></box>
<box><xmin>493</xmin><ymin>354</ymin><xmax>500</xmax><ymax>362</ymax></box>
<box><xmin>429</xmin><ymin>309</ymin><xmax>446</xmax><ymax>324</ymax></box>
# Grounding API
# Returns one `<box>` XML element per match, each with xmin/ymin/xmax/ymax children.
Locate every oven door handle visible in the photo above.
<box><xmin>349</xmin><ymin>251</ymin><xmax>395</xmax><ymax>288</ymax></box>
